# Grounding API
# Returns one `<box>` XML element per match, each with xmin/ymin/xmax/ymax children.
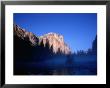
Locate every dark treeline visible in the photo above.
<box><xmin>73</xmin><ymin>36</ymin><xmax>97</xmax><ymax>56</ymax></box>
<box><xmin>14</xmin><ymin>32</ymin><xmax>97</xmax><ymax>75</ymax></box>
<box><xmin>14</xmin><ymin>33</ymin><xmax>70</xmax><ymax>75</ymax></box>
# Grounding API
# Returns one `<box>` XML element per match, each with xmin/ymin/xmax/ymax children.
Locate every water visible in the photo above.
<box><xmin>15</xmin><ymin>55</ymin><xmax>97</xmax><ymax>75</ymax></box>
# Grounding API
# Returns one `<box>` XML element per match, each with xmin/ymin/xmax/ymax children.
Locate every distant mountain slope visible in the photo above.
<box><xmin>14</xmin><ymin>24</ymin><xmax>72</xmax><ymax>75</ymax></box>
<box><xmin>14</xmin><ymin>24</ymin><xmax>71</xmax><ymax>55</ymax></box>
<box><xmin>14</xmin><ymin>24</ymin><xmax>39</xmax><ymax>46</ymax></box>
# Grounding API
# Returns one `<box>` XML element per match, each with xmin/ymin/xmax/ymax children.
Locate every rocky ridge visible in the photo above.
<box><xmin>14</xmin><ymin>24</ymin><xmax>71</xmax><ymax>55</ymax></box>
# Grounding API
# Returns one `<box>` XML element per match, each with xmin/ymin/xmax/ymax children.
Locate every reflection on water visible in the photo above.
<box><xmin>15</xmin><ymin>55</ymin><xmax>97</xmax><ymax>75</ymax></box>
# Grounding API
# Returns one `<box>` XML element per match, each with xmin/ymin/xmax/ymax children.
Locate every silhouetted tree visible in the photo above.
<box><xmin>92</xmin><ymin>36</ymin><xmax>97</xmax><ymax>55</ymax></box>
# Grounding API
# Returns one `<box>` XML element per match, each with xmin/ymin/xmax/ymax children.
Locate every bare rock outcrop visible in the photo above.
<box><xmin>14</xmin><ymin>24</ymin><xmax>72</xmax><ymax>75</ymax></box>
<box><xmin>14</xmin><ymin>24</ymin><xmax>71</xmax><ymax>55</ymax></box>
<box><xmin>14</xmin><ymin>24</ymin><xmax>38</xmax><ymax>46</ymax></box>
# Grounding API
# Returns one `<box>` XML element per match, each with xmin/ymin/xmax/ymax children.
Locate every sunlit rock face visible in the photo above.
<box><xmin>39</xmin><ymin>32</ymin><xmax>71</xmax><ymax>55</ymax></box>
<box><xmin>14</xmin><ymin>24</ymin><xmax>39</xmax><ymax>46</ymax></box>
<box><xmin>14</xmin><ymin>24</ymin><xmax>71</xmax><ymax>55</ymax></box>
<box><xmin>14</xmin><ymin>24</ymin><xmax>73</xmax><ymax>75</ymax></box>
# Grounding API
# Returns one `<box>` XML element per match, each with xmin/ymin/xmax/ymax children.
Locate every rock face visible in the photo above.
<box><xmin>14</xmin><ymin>24</ymin><xmax>72</xmax><ymax>75</ymax></box>
<box><xmin>14</xmin><ymin>24</ymin><xmax>71</xmax><ymax>55</ymax></box>
<box><xmin>39</xmin><ymin>33</ymin><xmax>71</xmax><ymax>55</ymax></box>
<box><xmin>14</xmin><ymin>24</ymin><xmax>39</xmax><ymax>46</ymax></box>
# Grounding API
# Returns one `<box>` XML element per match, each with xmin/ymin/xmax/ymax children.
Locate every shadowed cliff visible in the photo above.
<box><xmin>14</xmin><ymin>24</ymin><xmax>97</xmax><ymax>75</ymax></box>
<box><xmin>14</xmin><ymin>24</ymin><xmax>73</xmax><ymax>75</ymax></box>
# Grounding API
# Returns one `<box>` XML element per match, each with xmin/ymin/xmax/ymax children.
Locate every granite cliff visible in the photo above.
<box><xmin>14</xmin><ymin>24</ymin><xmax>71</xmax><ymax>55</ymax></box>
<box><xmin>14</xmin><ymin>24</ymin><xmax>72</xmax><ymax>75</ymax></box>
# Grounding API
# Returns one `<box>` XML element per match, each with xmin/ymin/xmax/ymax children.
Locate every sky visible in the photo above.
<box><xmin>14</xmin><ymin>13</ymin><xmax>97</xmax><ymax>53</ymax></box>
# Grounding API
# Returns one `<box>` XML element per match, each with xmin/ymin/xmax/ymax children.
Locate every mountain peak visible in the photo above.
<box><xmin>14</xmin><ymin>24</ymin><xmax>38</xmax><ymax>46</ymax></box>
<box><xmin>14</xmin><ymin>24</ymin><xmax>71</xmax><ymax>55</ymax></box>
<box><xmin>39</xmin><ymin>32</ymin><xmax>71</xmax><ymax>55</ymax></box>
